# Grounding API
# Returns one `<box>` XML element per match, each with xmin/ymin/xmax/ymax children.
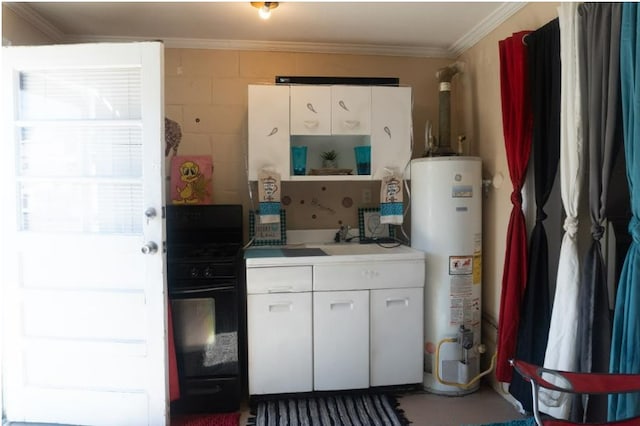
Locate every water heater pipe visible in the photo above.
<box><xmin>432</xmin><ymin>62</ymin><xmax>464</xmax><ymax>155</ymax></box>
<box><xmin>434</xmin><ymin>337</ymin><xmax>498</xmax><ymax>390</ymax></box>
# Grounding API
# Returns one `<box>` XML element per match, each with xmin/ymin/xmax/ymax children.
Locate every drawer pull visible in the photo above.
<box><xmin>269</xmin><ymin>302</ymin><xmax>293</xmax><ymax>312</ymax></box>
<box><xmin>330</xmin><ymin>300</ymin><xmax>354</xmax><ymax>310</ymax></box>
<box><xmin>360</xmin><ymin>270</ymin><xmax>380</xmax><ymax>279</ymax></box>
<box><xmin>268</xmin><ymin>286</ymin><xmax>294</xmax><ymax>293</ymax></box>
<box><xmin>303</xmin><ymin>120</ymin><xmax>319</xmax><ymax>129</ymax></box>
<box><xmin>267</xmin><ymin>127</ymin><xmax>278</xmax><ymax>137</ymax></box>
<box><xmin>344</xmin><ymin>120</ymin><xmax>360</xmax><ymax>129</ymax></box>
<box><xmin>386</xmin><ymin>298</ymin><xmax>409</xmax><ymax>308</ymax></box>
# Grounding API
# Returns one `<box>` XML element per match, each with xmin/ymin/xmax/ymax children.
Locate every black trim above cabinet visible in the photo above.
<box><xmin>275</xmin><ymin>76</ymin><xmax>399</xmax><ymax>86</ymax></box>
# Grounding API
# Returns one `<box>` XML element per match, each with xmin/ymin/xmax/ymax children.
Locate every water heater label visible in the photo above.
<box><xmin>449</xmin><ymin>255</ymin><xmax>472</xmax><ymax>275</ymax></box>
<box><xmin>452</xmin><ymin>185</ymin><xmax>473</xmax><ymax>198</ymax></box>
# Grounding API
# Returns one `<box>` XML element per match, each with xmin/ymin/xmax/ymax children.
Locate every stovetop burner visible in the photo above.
<box><xmin>169</xmin><ymin>243</ymin><xmax>242</xmax><ymax>261</ymax></box>
<box><xmin>166</xmin><ymin>205</ymin><xmax>244</xmax><ymax>292</ymax></box>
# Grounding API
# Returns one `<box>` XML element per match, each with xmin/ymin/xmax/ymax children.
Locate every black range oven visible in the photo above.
<box><xmin>166</xmin><ymin>205</ymin><xmax>244</xmax><ymax>414</ymax></box>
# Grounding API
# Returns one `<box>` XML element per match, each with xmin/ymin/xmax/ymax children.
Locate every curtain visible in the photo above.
<box><xmin>575</xmin><ymin>3</ymin><xmax>622</xmax><ymax>423</ymax></box>
<box><xmin>496</xmin><ymin>31</ymin><xmax>534</xmax><ymax>383</ymax></box>
<box><xmin>508</xmin><ymin>18</ymin><xmax>560</xmax><ymax>412</ymax></box>
<box><xmin>610</xmin><ymin>3</ymin><xmax>640</xmax><ymax>420</ymax></box>
<box><xmin>538</xmin><ymin>5</ymin><xmax>585</xmax><ymax>420</ymax></box>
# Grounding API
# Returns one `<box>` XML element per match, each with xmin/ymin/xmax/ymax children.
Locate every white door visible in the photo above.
<box><xmin>290</xmin><ymin>85</ymin><xmax>331</xmax><ymax>135</ymax></box>
<box><xmin>371</xmin><ymin>86</ymin><xmax>412</xmax><ymax>179</ymax></box>
<box><xmin>247</xmin><ymin>85</ymin><xmax>290</xmax><ymax>180</ymax></box>
<box><xmin>370</xmin><ymin>287</ymin><xmax>424</xmax><ymax>386</ymax></box>
<box><xmin>313</xmin><ymin>290</ymin><xmax>369</xmax><ymax>390</ymax></box>
<box><xmin>331</xmin><ymin>85</ymin><xmax>371</xmax><ymax>135</ymax></box>
<box><xmin>1</xmin><ymin>42</ymin><xmax>166</xmax><ymax>425</ymax></box>
<box><xmin>247</xmin><ymin>292</ymin><xmax>313</xmax><ymax>395</ymax></box>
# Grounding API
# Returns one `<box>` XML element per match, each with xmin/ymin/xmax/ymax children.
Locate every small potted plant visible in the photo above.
<box><xmin>320</xmin><ymin>150</ymin><xmax>338</xmax><ymax>168</ymax></box>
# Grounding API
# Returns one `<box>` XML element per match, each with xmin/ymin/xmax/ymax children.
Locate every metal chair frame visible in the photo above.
<box><xmin>509</xmin><ymin>359</ymin><xmax>640</xmax><ymax>426</ymax></box>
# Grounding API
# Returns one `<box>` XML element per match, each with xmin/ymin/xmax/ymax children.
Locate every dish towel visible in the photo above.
<box><xmin>258</xmin><ymin>170</ymin><xmax>281</xmax><ymax>224</ymax></box>
<box><xmin>380</xmin><ymin>172</ymin><xmax>403</xmax><ymax>225</ymax></box>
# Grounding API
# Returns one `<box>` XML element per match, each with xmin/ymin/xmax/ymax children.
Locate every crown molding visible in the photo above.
<box><xmin>4</xmin><ymin>2</ymin><xmax>65</xmax><ymax>42</ymax></box>
<box><xmin>449</xmin><ymin>2</ymin><xmax>528</xmax><ymax>56</ymax></box>
<box><xmin>64</xmin><ymin>35</ymin><xmax>454</xmax><ymax>58</ymax></box>
<box><xmin>9</xmin><ymin>2</ymin><xmax>525</xmax><ymax>59</ymax></box>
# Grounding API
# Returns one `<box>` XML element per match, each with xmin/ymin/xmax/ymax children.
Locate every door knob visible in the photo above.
<box><xmin>141</xmin><ymin>242</ymin><xmax>158</xmax><ymax>254</ymax></box>
<box><xmin>144</xmin><ymin>207</ymin><xmax>157</xmax><ymax>218</ymax></box>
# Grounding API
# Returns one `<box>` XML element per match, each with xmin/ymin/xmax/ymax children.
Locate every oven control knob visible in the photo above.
<box><xmin>204</xmin><ymin>267</ymin><xmax>214</xmax><ymax>278</ymax></box>
<box><xmin>190</xmin><ymin>267</ymin><xmax>200</xmax><ymax>278</ymax></box>
<box><xmin>141</xmin><ymin>242</ymin><xmax>158</xmax><ymax>254</ymax></box>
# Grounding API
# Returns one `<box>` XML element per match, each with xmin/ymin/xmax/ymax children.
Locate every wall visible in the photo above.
<box><xmin>456</xmin><ymin>2</ymin><xmax>560</xmax><ymax>396</ymax></box>
<box><xmin>1</xmin><ymin>5</ymin><xmax>53</xmax><ymax>45</ymax></box>
<box><xmin>164</xmin><ymin>49</ymin><xmax>453</xmax><ymax>237</ymax></box>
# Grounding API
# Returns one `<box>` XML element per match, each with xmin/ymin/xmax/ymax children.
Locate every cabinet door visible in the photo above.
<box><xmin>370</xmin><ymin>287</ymin><xmax>424</xmax><ymax>386</ymax></box>
<box><xmin>290</xmin><ymin>85</ymin><xmax>331</xmax><ymax>135</ymax></box>
<box><xmin>371</xmin><ymin>86</ymin><xmax>412</xmax><ymax>179</ymax></box>
<box><xmin>331</xmin><ymin>86</ymin><xmax>371</xmax><ymax>135</ymax></box>
<box><xmin>248</xmin><ymin>85</ymin><xmax>290</xmax><ymax>180</ymax></box>
<box><xmin>247</xmin><ymin>292</ymin><xmax>312</xmax><ymax>395</ymax></box>
<box><xmin>313</xmin><ymin>290</ymin><xmax>369</xmax><ymax>390</ymax></box>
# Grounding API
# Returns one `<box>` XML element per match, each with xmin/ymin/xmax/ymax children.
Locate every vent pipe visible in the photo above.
<box><xmin>428</xmin><ymin>62</ymin><xmax>464</xmax><ymax>156</ymax></box>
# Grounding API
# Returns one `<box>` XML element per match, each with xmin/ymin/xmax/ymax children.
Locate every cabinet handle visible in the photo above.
<box><xmin>338</xmin><ymin>100</ymin><xmax>350</xmax><ymax>111</ymax></box>
<box><xmin>303</xmin><ymin>120</ymin><xmax>319</xmax><ymax>129</ymax></box>
<box><xmin>344</xmin><ymin>120</ymin><xmax>360</xmax><ymax>129</ymax></box>
<box><xmin>330</xmin><ymin>300</ymin><xmax>354</xmax><ymax>310</ymax></box>
<box><xmin>269</xmin><ymin>301</ymin><xmax>293</xmax><ymax>312</ymax></box>
<box><xmin>306</xmin><ymin>103</ymin><xmax>317</xmax><ymax>114</ymax></box>
<box><xmin>267</xmin><ymin>127</ymin><xmax>278</xmax><ymax>137</ymax></box>
<box><xmin>361</xmin><ymin>270</ymin><xmax>380</xmax><ymax>279</ymax></box>
<box><xmin>268</xmin><ymin>286</ymin><xmax>294</xmax><ymax>293</ymax></box>
<box><xmin>384</xmin><ymin>126</ymin><xmax>392</xmax><ymax>138</ymax></box>
<box><xmin>386</xmin><ymin>298</ymin><xmax>409</xmax><ymax>308</ymax></box>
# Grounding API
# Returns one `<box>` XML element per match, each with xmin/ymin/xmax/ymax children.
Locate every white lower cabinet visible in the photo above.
<box><xmin>313</xmin><ymin>290</ymin><xmax>369</xmax><ymax>390</ymax></box>
<box><xmin>370</xmin><ymin>287</ymin><xmax>424</xmax><ymax>386</ymax></box>
<box><xmin>246</xmin><ymin>266</ymin><xmax>313</xmax><ymax>395</ymax></box>
<box><xmin>246</xmin><ymin>257</ymin><xmax>424</xmax><ymax>396</ymax></box>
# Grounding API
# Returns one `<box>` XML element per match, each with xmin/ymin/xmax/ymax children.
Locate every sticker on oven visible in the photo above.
<box><xmin>452</xmin><ymin>185</ymin><xmax>473</xmax><ymax>198</ymax></box>
<box><xmin>449</xmin><ymin>255</ymin><xmax>473</xmax><ymax>275</ymax></box>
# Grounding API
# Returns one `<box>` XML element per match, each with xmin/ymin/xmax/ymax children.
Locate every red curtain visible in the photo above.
<box><xmin>168</xmin><ymin>304</ymin><xmax>181</xmax><ymax>401</ymax></box>
<box><xmin>496</xmin><ymin>31</ymin><xmax>534</xmax><ymax>382</ymax></box>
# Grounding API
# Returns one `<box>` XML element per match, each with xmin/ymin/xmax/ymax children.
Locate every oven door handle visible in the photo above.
<box><xmin>170</xmin><ymin>286</ymin><xmax>234</xmax><ymax>296</ymax></box>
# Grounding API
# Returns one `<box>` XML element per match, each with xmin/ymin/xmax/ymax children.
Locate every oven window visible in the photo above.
<box><xmin>171</xmin><ymin>291</ymin><xmax>238</xmax><ymax>378</ymax></box>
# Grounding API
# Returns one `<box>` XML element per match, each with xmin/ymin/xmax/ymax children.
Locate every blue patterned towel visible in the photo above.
<box><xmin>380</xmin><ymin>173</ymin><xmax>403</xmax><ymax>225</ymax></box>
<box><xmin>258</xmin><ymin>170</ymin><xmax>281</xmax><ymax>224</ymax></box>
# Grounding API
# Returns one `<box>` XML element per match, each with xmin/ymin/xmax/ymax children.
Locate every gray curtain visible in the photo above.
<box><xmin>575</xmin><ymin>3</ymin><xmax>622</xmax><ymax>423</ymax></box>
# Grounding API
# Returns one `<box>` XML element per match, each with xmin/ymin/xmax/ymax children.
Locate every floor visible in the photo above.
<box><xmin>239</xmin><ymin>384</ymin><xmax>530</xmax><ymax>426</ymax></box>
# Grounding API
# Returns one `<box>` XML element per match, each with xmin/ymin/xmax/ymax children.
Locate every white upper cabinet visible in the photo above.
<box><xmin>248</xmin><ymin>85</ymin><xmax>290</xmax><ymax>180</ymax></box>
<box><xmin>248</xmin><ymin>84</ymin><xmax>412</xmax><ymax>181</ymax></box>
<box><xmin>290</xmin><ymin>86</ymin><xmax>331</xmax><ymax>135</ymax></box>
<box><xmin>331</xmin><ymin>86</ymin><xmax>371</xmax><ymax>135</ymax></box>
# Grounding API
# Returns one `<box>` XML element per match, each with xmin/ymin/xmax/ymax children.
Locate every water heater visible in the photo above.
<box><xmin>411</xmin><ymin>157</ymin><xmax>482</xmax><ymax>395</ymax></box>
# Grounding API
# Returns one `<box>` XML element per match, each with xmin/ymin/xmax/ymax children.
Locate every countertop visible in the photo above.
<box><xmin>244</xmin><ymin>242</ymin><xmax>426</xmax><ymax>267</ymax></box>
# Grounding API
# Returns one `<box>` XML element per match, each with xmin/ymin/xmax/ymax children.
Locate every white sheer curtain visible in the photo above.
<box><xmin>539</xmin><ymin>3</ymin><xmax>584</xmax><ymax>419</ymax></box>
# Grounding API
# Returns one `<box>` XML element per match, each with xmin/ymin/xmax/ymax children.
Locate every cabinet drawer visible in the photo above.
<box><xmin>314</xmin><ymin>260</ymin><xmax>424</xmax><ymax>291</ymax></box>
<box><xmin>246</xmin><ymin>266</ymin><xmax>313</xmax><ymax>294</ymax></box>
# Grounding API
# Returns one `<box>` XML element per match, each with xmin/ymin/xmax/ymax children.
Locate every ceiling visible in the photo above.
<box><xmin>5</xmin><ymin>2</ymin><xmax>526</xmax><ymax>58</ymax></box>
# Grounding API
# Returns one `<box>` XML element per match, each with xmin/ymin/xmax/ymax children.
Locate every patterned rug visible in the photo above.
<box><xmin>171</xmin><ymin>412</ymin><xmax>240</xmax><ymax>426</ymax></box>
<box><xmin>465</xmin><ymin>418</ymin><xmax>536</xmax><ymax>426</ymax></box>
<box><xmin>248</xmin><ymin>393</ymin><xmax>410</xmax><ymax>426</ymax></box>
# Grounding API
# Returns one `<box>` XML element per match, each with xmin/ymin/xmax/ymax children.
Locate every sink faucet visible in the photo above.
<box><xmin>334</xmin><ymin>225</ymin><xmax>352</xmax><ymax>243</ymax></box>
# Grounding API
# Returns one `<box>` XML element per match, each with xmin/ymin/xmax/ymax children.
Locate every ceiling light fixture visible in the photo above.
<box><xmin>251</xmin><ymin>2</ymin><xmax>279</xmax><ymax>20</ymax></box>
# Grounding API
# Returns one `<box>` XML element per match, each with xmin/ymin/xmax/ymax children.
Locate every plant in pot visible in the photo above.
<box><xmin>321</xmin><ymin>150</ymin><xmax>338</xmax><ymax>168</ymax></box>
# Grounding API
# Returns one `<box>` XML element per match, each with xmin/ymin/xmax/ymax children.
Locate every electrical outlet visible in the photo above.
<box><xmin>362</xmin><ymin>188</ymin><xmax>372</xmax><ymax>203</ymax></box>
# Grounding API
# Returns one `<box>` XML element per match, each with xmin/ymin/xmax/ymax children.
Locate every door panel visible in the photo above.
<box><xmin>370</xmin><ymin>287</ymin><xmax>424</xmax><ymax>386</ymax></box>
<box><xmin>1</xmin><ymin>42</ymin><xmax>166</xmax><ymax>425</ymax></box>
<box><xmin>313</xmin><ymin>290</ymin><xmax>369</xmax><ymax>390</ymax></box>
